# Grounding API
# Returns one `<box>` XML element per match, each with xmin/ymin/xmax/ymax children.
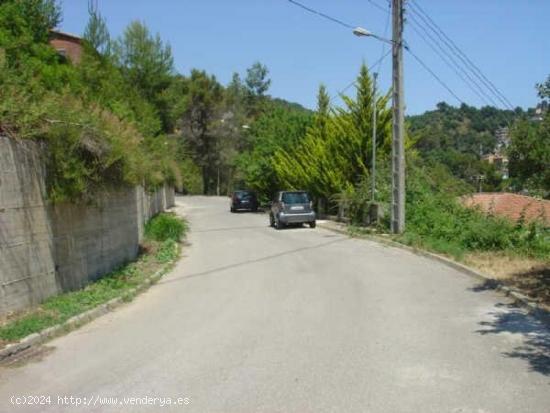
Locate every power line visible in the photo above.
<box><xmin>286</xmin><ymin>0</ymin><xmax>354</xmax><ymax>29</ymax></box>
<box><xmin>366</xmin><ymin>0</ymin><xmax>390</xmax><ymax>14</ymax></box>
<box><xmin>374</xmin><ymin>0</ymin><xmax>391</xmax><ymax>74</ymax></box>
<box><xmin>406</xmin><ymin>48</ymin><xmax>465</xmax><ymax>105</ymax></box>
<box><xmin>285</xmin><ymin>0</ymin><xmax>458</xmax><ymax>107</ymax></box>
<box><xmin>409</xmin><ymin>0</ymin><xmax>514</xmax><ymax>109</ymax></box>
<box><xmin>410</xmin><ymin>0</ymin><xmax>513</xmax><ymax>108</ymax></box>
<box><xmin>329</xmin><ymin>49</ymin><xmax>392</xmax><ymax>105</ymax></box>
<box><xmin>407</xmin><ymin>16</ymin><xmax>497</xmax><ymax>106</ymax></box>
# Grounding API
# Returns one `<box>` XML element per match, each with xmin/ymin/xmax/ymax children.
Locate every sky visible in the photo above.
<box><xmin>58</xmin><ymin>0</ymin><xmax>549</xmax><ymax>114</ymax></box>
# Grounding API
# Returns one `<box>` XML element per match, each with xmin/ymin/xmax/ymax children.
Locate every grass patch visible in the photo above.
<box><xmin>145</xmin><ymin>212</ymin><xmax>187</xmax><ymax>242</ymax></box>
<box><xmin>0</xmin><ymin>215</ymin><xmax>188</xmax><ymax>345</ymax></box>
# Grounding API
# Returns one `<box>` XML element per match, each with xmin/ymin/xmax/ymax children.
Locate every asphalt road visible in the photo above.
<box><xmin>1</xmin><ymin>196</ymin><xmax>548</xmax><ymax>413</ymax></box>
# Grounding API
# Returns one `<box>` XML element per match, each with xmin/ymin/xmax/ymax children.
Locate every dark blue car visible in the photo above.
<box><xmin>230</xmin><ymin>190</ymin><xmax>259</xmax><ymax>212</ymax></box>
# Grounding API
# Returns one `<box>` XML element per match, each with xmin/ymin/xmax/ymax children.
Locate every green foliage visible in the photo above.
<box><xmin>179</xmin><ymin>156</ymin><xmax>203</xmax><ymax>194</ymax></box>
<box><xmin>145</xmin><ymin>212</ymin><xmax>187</xmax><ymax>242</ymax></box>
<box><xmin>178</xmin><ymin>69</ymin><xmax>224</xmax><ymax>194</ymax></box>
<box><xmin>395</xmin><ymin>161</ymin><xmax>550</xmax><ymax>259</ymax></box>
<box><xmin>112</xmin><ymin>20</ymin><xmax>174</xmax><ymax>131</ymax></box>
<box><xmin>245</xmin><ymin>61</ymin><xmax>271</xmax><ymax>98</ymax></box>
<box><xmin>0</xmin><ymin>312</ymin><xmax>58</xmax><ymax>342</ymax></box>
<box><xmin>113</xmin><ymin>20</ymin><xmax>174</xmax><ymax>99</ymax></box>
<box><xmin>0</xmin><ymin>0</ymin><xmax>60</xmax><ymax>49</ymax></box>
<box><xmin>537</xmin><ymin>75</ymin><xmax>550</xmax><ymax>100</ymax></box>
<box><xmin>272</xmin><ymin>63</ymin><xmax>393</xmax><ymax>208</ymax></box>
<box><xmin>508</xmin><ymin>114</ymin><xmax>550</xmax><ymax>196</ymax></box>
<box><xmin>83</xmin><ymin>0</ymin><xmax>110</xmax><ymax>56</ymax></box>
<box><xmin>409</xmin><ymin>102</ymin><xmax>519</xmax><ymax>154</ymax></box>
<box><xmin>236</xmin><ymin>102</ymin><xmax>313</xmax><ymax>201</ymax></box>
<box><xmin>155</xmin><ymin>240</ymin><xmax>178</xmax><ymax>263</ymax></box>
<box><xmin>0</xmin><ymin>1</ymin><xmax>183</xmax><ymax>202</ymax></box>
<box><xmin>408</xmin><ymin>102</ymin><xmax>522</xmax><ymax>189</ymax></box>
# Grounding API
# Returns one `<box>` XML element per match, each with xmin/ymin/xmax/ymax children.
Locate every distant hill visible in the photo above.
<box><xmin>268</xmin><ymin>97</ymin><xmax>312</xmax><ymax>114</ymax></box>
<box><xmin>407</xmin><ymin>102</ymin><xmax>524</xmax><ymax>156</ymax></box>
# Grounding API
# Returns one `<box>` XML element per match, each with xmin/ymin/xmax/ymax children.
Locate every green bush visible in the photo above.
<box><xmin>145</xmin><ymin>213</ymin><xmax>187</xmax><ymax>242</ymax></box>
<box><xmin>397</xmin><ymin>162</ymin><xmax>550</xmax><ymax>259</ymax></box>
<box><xmin>0</xmin><ymin>1</ymin><xmax>184</xmax><ymax>202</ymax></box>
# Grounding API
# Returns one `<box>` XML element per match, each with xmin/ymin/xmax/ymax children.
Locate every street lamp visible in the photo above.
<box><xmin>353</xmin><ymin>26</ymin><xmax>394</xmax><ymax>45</ymax></box>
<box><xmin>352</xmin><ymin>0</ymin><xmax>406</xmax><ymax>234</ymax></box>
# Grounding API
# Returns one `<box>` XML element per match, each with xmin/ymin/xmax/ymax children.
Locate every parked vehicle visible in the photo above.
<box><xmin>269</xmin><ymin>191</ymin><xmax>316</xmax><ymax>229</ymax></box>
<box><xmin>230</xmin><ymin>190</ymin><xmax>258</xmax><ymax>212</ymax></box>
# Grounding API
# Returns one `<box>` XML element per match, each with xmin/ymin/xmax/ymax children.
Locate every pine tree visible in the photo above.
<box><xmin>83</xmin><ymin>0</ymin><xmax>110</xmax><ymax>56</ymax></box>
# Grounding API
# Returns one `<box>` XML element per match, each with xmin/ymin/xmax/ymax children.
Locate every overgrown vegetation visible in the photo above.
<box><xmin>0</xmin><ymin>0</ymin><xmax>319</xmax><ymax>199</ymax></box>
<box><xmin>272</xmin><ymin>66</ymin><xmax>394</xmax><ymax>207</ymax></box>
<box><xmin>239</xmin><ymin>62</ymin><xmax>549</xmax><ymax>264</ymax></box>
<box><xmin>399</xmin><ymin>162</ymin><xmax>549</xmax><ymax>260</ymax></box>
<box><xmin>0</xmin><ymin>0</ymin><xmax>184</xmax><ymax>201</ymax></box>
<box><xmin>407</xmin><ymin>103</ymin><xmax>520</xmax><ymax>192</ymax></box>
<box><xmin>0</xmin><ymin>214</ymin><xmax>187</xmax><ymax>343</ymax></box>
<box><xmin>145</xmin><ymin>212</ymin><xmax>187</xmax><ymax>242</ymax></box>
<box><xmin>0</xmin><ymin>2</ymin><xmax>547</xmax><ymax>305</ymax></box>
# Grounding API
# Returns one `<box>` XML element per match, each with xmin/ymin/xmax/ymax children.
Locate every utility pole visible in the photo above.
<box><xmin>371</xmin><ymin>72</ymin><xmax>378</xmax><ymax>202</ymax></box>
<box><xmin>478</xmin><ymin>175</ymin><xmax>485</xmax><ymax>193</ymax></box>
<box><xmin>391</xmin><ymin>0</ymin><xmax>405</xmax><ymax>234</ymax></box>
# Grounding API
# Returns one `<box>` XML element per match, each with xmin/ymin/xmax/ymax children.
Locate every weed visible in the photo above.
<box><xmin>145</xmin><ymin>213</ymin><xmax>187</xmax><ymax>242</ymax></box>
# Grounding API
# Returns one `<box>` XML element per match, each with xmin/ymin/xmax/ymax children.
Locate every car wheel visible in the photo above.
<box><xmin>275</xmin><ymin>216</ymin><xmax>284</xmax><ymax>230</ymax></box>
<box><xmin>269</xmin><ymin>213</ymin><xmax>275</xmax><ymax>227</ymax></box>
<box><xmin>309</xmin><ymin>221</ymin><xmax>316</xmax><ymax>228</ymax></box>
<box><xmin>230</xmin><ymin>207</ymin><xmax>235</xmax><ymax>213</ymax></box>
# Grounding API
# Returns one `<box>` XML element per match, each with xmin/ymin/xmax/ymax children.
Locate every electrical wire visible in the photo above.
<box><xmin>330</xmin><ymin>49</ymin><xmax>392</xmax><ymax>105</ymax></box>
<box><xmin>409</xmin><ymin>0</ymin><xmax>514</xmax><ymax>109</ymax></box>
<box><xmin>407</xmin><ymin>16</ymin><xmax>497</xmax><ymax>106</ymax></box>
<box><xmin>284</xmin><ymin>0</ymin><xmax>464</xmax><ymax>107</ymax></box>
<box><xmin>375</xmin><ymin>0</ymin><xmax>391</xmax><ymax>74</ymax></box>
<box><xmin>286</xmin><ymin>0</ymin><xmax>354</xmax><ymax>29</ymax></box>
<box><xmin>366</xmin><ymin>0</ymin><xmax>390</xmax><ymax>14</ymax></box>
<box><xmin>406</xmin><ymin>48</ymin><xmax>465</xmax><ymax>104</ymax></box>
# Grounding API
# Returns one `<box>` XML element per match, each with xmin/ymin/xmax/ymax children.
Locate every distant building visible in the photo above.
<box><xmin>482</xmin><ymin>153</ymin><xmax>509</xmax><ymax>179</ymax></box>
<box><xmin>481</xmin><ymin>127</ymin><xmax>510</xmax><ymax>179</ymax></box>
<box><xmin>531</xmin><ymin>102</ymin><xmax>548</xmax><ymax>122</ymax></box>
<box><xmin>495</xmin><ymin>126</ymin><xmax>510</xmax><ymax>152</ymax></box>
<box><xmin>48</xmin><ymin>30</ymin><xmax>83</xmax><ymax>64</ymax></box>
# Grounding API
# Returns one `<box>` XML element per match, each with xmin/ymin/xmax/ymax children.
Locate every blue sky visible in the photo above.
<box><xmin>59</xmin><ymin>1</ymin><xmax>549</xmax><ymax>114</ymax></box>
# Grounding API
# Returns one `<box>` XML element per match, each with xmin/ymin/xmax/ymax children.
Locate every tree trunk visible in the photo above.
<box><xmin>202</xmin><ymin>165</ymin><xmax>210</xmax><ymax>195</ymax></box>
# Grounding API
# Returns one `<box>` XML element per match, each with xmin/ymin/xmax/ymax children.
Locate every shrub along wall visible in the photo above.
<box><xmin>0</xmin><ymin>136</ymin><xmax>175</xmax><ymax>317</ymax></box>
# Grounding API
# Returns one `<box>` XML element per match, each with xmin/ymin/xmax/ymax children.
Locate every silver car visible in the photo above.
<box><xmin>269</xmin><ymin>191</ymin><xmax>316</xmax><ymax>229</ymax></box>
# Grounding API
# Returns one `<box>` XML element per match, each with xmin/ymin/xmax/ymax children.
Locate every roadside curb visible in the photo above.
<box><xmin>0</xmin><ymin>244</ymin><xmax>179</xmax><ymax>363</ymax></box>
<box><xmin>318</xmin><ymin>221</ymin><xmax>549</xmax><ymax>317</ymax></box>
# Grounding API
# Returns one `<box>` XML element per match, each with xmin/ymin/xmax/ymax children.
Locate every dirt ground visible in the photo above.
<box><xmin>465</xmin><ymin>252</ymin><xmax>550</xmax><ymax>306</ymax></box>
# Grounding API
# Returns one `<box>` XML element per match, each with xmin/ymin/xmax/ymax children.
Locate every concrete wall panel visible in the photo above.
<box><xmin>0</xmin><ymin>136</ymin><xmax>173</xmax><ymax>317</ymax></box>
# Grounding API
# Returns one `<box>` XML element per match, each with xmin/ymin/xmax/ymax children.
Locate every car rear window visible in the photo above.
<box><xmin>282</xmin><ymin>192</ymin><xmax>310</xmax><ymax>204</ymax></box>
<box><xmin>235</xmin><ymin>191</ymin><xmax>255</xmax><ymax>200</ymax></box>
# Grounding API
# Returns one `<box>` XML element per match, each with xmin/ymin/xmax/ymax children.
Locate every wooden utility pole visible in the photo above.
<box><xmin>391</xmin><ymin>0</ymin><xmax>405</xmax><ymax>234</ymax></box>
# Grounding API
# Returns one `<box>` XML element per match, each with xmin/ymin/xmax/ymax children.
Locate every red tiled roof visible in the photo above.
<box><xmin>462</xmin><ymin>193</ymin><xmax>549</xmax><ymax>226</ymax></box>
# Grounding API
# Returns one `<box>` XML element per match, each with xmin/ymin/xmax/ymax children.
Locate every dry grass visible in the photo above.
<box><xmin>465</xmin><ymin>252</ymin><xmax>550</xmax><ymax>305</ymax></box>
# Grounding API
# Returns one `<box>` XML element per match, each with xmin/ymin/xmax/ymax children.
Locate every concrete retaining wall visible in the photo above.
<box><xmin>0</xmin><ymin>136</ymin><xmax>175</xmax><ymax>317</ymax></box>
